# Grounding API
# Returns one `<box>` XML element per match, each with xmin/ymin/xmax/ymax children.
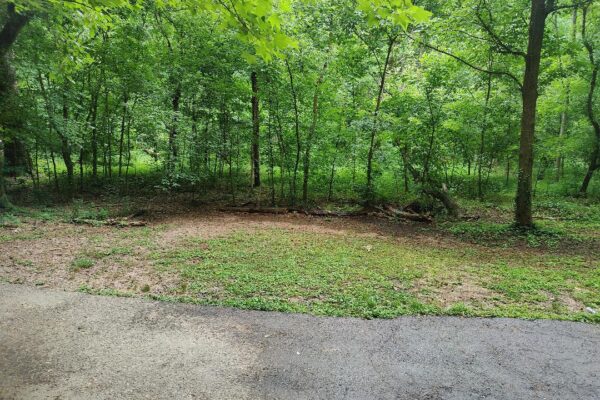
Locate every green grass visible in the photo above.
<box><xmin>4</xmin><ymin>195</ymin><xmax>599</xmax><ymax>322</ymax></box>
<box><xmin>146</xmin><ymin>229</ymin><xmax>599</xmax><ymax>322</ymax></box>
<box><xmin>70</xmin><ymin>257</ymin><xmax>95</xmax><ymax>272</ymax></box>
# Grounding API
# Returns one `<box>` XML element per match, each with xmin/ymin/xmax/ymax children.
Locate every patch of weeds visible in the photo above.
<box><xmin>534</xmin><ymin>198</ymin><xmax>600</xmax><ymax>222</ymax></box>
<box><xmin>70</xmin><ymin>199</ymin><xmax>109</xmax><ymax>222</ymax></box>
<box><xmin>446</xmin><ymin>302</ymin><xmax>474</xmax><ymax>316</ymax></box>
<box><xmin>151</xmin><ymin>247</ymin><xmax>206</xmax><ymax>270</ymax></box>
<box><xmin>0</xmin><ymin>213</ymin><xmax>21</xmax><ymax>227</ymax></box>
<box><xmin>78</xmin><ymin>285</ymin><xmax>133</xmax><ymax>297</ymax></box>
<box><xmin>70</xmin><ymin>257</ymin><xmax>95</xmax><ymax>271</ymax></box>
<box><xmin>0</xmin><ymin>229</ymin><xmax>45</xmax><ymax>243</ymax></box>
<box><xmin>83</xmin><ymin>245</ymin><xmax>134</xmax><ymax>260</ymax></box>
<box><xmin>442</xmin><ymin>221</ymin><xmax>571</xmax><ymax>248</ymax></box>
<box><xmin>169</xmin><ymin>229</ymin><xmax>458</xmax><ymax>318</ymax></box>
<box><xmin>15</xmin><ymin>259</ymin><xmax>34</xmax><ymax>267</ymax></box>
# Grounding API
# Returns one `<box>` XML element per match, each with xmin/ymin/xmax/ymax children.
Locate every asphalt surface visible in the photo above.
<box><xmin>1</xmin><ymin>284</ymin><xmax>599</xmax><ymax>400</ymax></box>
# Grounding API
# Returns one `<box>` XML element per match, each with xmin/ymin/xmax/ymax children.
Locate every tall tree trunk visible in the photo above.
<box><xmin>118</xmin><ymin>92</ymin><xmax>128</xmax><ymax>177</ymax></box>
<box><xmin>366</xmin><ymin>35</ymin><xmax>395</xmax><ymax>202</ymax></box>
<box><xmin>506</xmin><ymin>156</ymin><xmax>511</xmax><ymax>187</ymax></box>
<box><xmin>251</xmin><ymin>71</ymin><xmax>260</xmax><ymax>187</ymax></box>
<box><xmin>302</xmin><ymin>62</ymin><xmax>327</xmax><ymax>204</ymax></box>
<box><xmin>267</xmin><ymin>99</ymin><xmax>276</xmax><ymax>206</ymax></box>
<box><xmin>286</xmin><ymin>60</ymin><xmax>301</xmax><ymax>204</ymax></box>
<box><xmin>0</xmin><ymin>3</ymin><xmax>29</xmax><ymax>104</ymax></box>
<box><xmin>61</xmin><ymin>91</ymin><xmax>74</xmax><ymax>189</ymax></box>
<box><xmin>0</xmin><ymin>140</ymin><xmax>10</xmax><ymax>208</ymax></box>
<box><xmin>0</xmin><ymin>4</ymin><xmax>29</xmax><ymax>59</ymax></box>
<box><xmin>168</xmin><ymin>84</ymin><xmax>181</xmax><ymax>173</ymax></box>
<box><xmin>50</xmin><ymin>150</ymin><xmax>59</xmax><ymax>192</ymax></box>
<box><xmin>478</xmin><ymin>62</ymin><xmax>493</xmax><ymax>199</ymax></box>
<box><xmin>90</xmin><ymin>89</ymin><xmax>99</xmax><ymax>179</ymax></box>
<box><xmin>327</xmin><ymin>142</ymin><xmax>340</xmax><ymax>202</ymax></box>
<box><xmin>105</xmin><ymin>87</ymin><xmax>113</xmax><ymax>177</ymax></box>
<box><xmin>515</xmin><ymin>0</ymin><xmax>547</xmax><ymax>228</ymax></box>
<box><xmin>78</xmin><ymin>148</ymin><xmax>84</xmax><ymax>192</ymax></box>
<box><xmin>579</xmin><ymin>5</ymin><xmax>600</xmax><ymax>194</ymax></box>
<box><xmin>0</xmin><ymin>4</ymin><xmax>30</xmax><ymax>207</ymax></box>
<box><xmin>274</xmin><ymin>106</ymin><xmax>287</xmax><ymax>202</ymax></box>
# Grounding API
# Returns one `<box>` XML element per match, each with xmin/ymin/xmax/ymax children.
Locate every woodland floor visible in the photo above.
<box><xmin>1</xmin><ymin>195</ymin><xmax>599</xmax><ymax>322</ymax></box>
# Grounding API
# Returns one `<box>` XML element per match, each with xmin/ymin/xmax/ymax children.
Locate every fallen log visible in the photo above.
<box><xmin>219</xmin><ymin>206</ymin><xmax>373</xmax><ymax>217</ymax></box>
<box><xmin>376</xmin><ymin>205</ymin><xmax>433</xmax><ymax>223</ymax></box>
<box><xmin>71</xmin><ymin>218</ymin><xmax>147</xmax><ymax>227</ymax></box>
<box><xmin>219</xmin><ymin>207</ymin><xmax>292</xmax><ymax>214</ymax></box>
<box><xmin>219</xmin><ymin>206</ymin><xmax>430</xmax><ymax>221</ymax></box>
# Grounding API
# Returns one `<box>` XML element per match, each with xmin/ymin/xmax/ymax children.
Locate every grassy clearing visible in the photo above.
<box><xmin>146</xmin><ymin>228</ymin><xmax>598</xmax><ymax>322</ymax></box>
<box><xmin>1</xmin><ymin>195</ymin><xmax>599</xmax><ymax>323</ymax></box>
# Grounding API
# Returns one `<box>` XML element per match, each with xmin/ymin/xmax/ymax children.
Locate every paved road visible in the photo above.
<box><xmin>1</xmin><ymin>284</ymin><xmax>599</xmax><ymax>400</ymax></box>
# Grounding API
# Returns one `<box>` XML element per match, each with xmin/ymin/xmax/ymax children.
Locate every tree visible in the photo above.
<box><xmin>579</xmin><ymin>3</ymin><xmax>600</xmax><ymax>193</ymax></box>
<box><xmin>251</xmin><ymin>71</ymin><xmax>260</xmax><ymax>187</ymax></box>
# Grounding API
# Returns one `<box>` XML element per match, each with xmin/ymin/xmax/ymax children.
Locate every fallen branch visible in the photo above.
<box><xmin>460</xmin><ymin>215</ymin><xmax>481</xmax><ymax>221</ymax></box>
<box><xmin>219</xmin><ymin>206</ymin><xmax>374</xmax><ymax>217</ymax></box>
<box><xmin>220</xmin><ymin>205</ymin><xmax>431</xmax><ymax>222</ymax></box>
<box><xmin>376</xmin><ymin>205</ymin><xmax>433</xmax><ymax>223</ymax></box>
<box><xmin>219</xmin><ymin>207</ymin><xmax>293</xmax><ymax>214</ymax></box>
<box><xmin>71</xmin><ymin>218</ymin><xmax>146</xmax><ymax>227</ymax></box>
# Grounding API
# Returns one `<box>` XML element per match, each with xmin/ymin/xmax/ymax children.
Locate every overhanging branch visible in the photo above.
<box><xmin>406</xmin><ymin>33</ymin><xmax>523</xmax><ymax>90</ymax></box>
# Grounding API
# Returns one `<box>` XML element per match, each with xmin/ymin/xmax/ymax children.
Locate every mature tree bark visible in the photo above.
<box><xmin>251</xmin><ymin>71</ymin><xmax>260</xmax><ymax>187</ymax></box>
<box><xmin>0</xmin><ymin>4</ymin><xmax>29</xmax><ymax>60</ymax></box>
<box><xmin>286</xmin><ymin>60</ymin><xmax>301</xmax><ymax>204</ymax></box>
<box><xmin>302</xmin><ymin>62</ymin><xmax>327</xmax><ymax>204</ymax></box>
<box><xmin>515</xmin><ymin>0</ymin><xmax>548</xmax><ymax>228</ymax></box>
<box><xmin>366</xmin><ymin>35</ymin><xmax>395</xmax><ymax>202</ymax></box>
<box><xmin>0</xmin><ymin>2</ymin><xmax>29</xmax><ymax>102</ymax></box>
<box><xmin>580</xmin><ymin>5</ymin><xmax>600</xmax><ymax>194</ymax></box>
<box><xmin>0</xmin><ymin>4</ymin><xmax>30</xmax><ymax>206</ymax></box>
<box><xmin>412</xmin><ymin>0</ymin><xmax>575</xmax><ymax>227</ymax></box>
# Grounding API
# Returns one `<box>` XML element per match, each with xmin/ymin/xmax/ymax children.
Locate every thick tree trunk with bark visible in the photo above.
<box><xmin>515</xmin><ymin>0</ymin><xmax>547</xmax><ymax>228</ymax></box>
<box><xmin>579</xmin><ymin>5</ymin><xmax>600</xmax><ymax>194</ymax></box>
<box><xmin>286</xmin><ymin>61</ymin><xmax>300</xmax><ymax>204</ymax></box>
<box><xmin>0</xmin><ymin>3</ymin><xmax>29</xmax><ymax>104</ymax></box>
<box><xmin>0</xmin><ymin>4</ymin><xmax>30</xmax><ymax>206</ymax></box>
<box><xmin>251</xmin><ymin>71</ymin><xmax>260</xmax><ymax>187</ymax></box>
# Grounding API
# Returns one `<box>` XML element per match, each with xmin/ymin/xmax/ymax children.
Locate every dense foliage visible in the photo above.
<box><xmin>1</xmin><ymin>0</ymin><xmax>599</xmax><ymax>227</ymax></box>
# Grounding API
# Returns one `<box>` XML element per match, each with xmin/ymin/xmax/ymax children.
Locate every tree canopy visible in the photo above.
<box><xmin>1</xmin><ymin>0</ymin><xmax>599</xmax><ymax>227</ymax></box>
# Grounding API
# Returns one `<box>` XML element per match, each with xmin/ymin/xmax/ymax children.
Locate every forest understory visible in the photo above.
<box><xmin>2</xmin><ymin>188</ymin><xmax>598</xmax><ymax>323</ymax></box>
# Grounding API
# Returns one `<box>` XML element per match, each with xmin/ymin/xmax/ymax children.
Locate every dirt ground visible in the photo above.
<box><xmin>1</xmin><ymin>201</ymin><xmax>598</xmax><ymax>318</ymax></box>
